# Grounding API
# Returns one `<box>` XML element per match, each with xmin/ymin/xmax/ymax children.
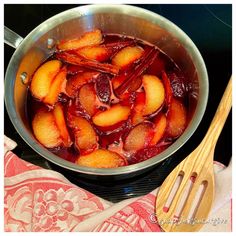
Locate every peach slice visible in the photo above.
<box><xmin>32</xmin><ymin>108</ymin><xmax>62</xmax><ymax>148</ymax></box>
<box><xmin>150</xmin><ymin>113</ymin><xmax>167</xmax><ymax>145</ymax></box>
<box><xmin>112</xmin><ymin>46</ymin><xmax>144</xmax><ymax>69</ymax></box>
<box><xmin>166</xmin><ymin>98</ymin><xmax>187</xmax><ymax>138</ymax></box>
<box><xmin>53</xmin><ymin>103</ymin><xmax>72</xmax><ymax>147</ymax></box>
<box><xmin>131</xmin><ymin>92</ymin><xmax>145</xmax><ymax>125</ymax></box>
<box><xmin>65</xmin><ymin>71</ymin><xmax>100</xmax><ymax>97</ymax></box>
<box><xmin>30</xmin><ymin>60</ymin><xmax>62</xmax><ymax>100</ymax></box>
<box><xmin>124</xmin><ymin>122</ymin><xmax>154</xmax><ymax>152</ymax></box>
<box><xmin>75</xmin><ymin>45</ymin><xmax>109</xmax><ymax>62</ymax></box>
<box><xmin>142</xmin><ymin>75</ymin><xmax>165</xmax><ymax>116</ymax></box>
<box><xmin>43</xmin><ymin>67</ymin><xmax>67</xmax><ymax>106</ymax></box>
<box><xmin>76</xmin><ymin>149</ymin><xmax>128</xmax><ymax>168</ymax></box>
<box><xmin>79</xmin><ymin>83</ymin><xmax>97</xmax><ymax>116</ymax></box>
<box><xmin>75</xmin><ymin>40</ymin><xmax>135</xmax><ymax>62</ymax></box>
<box><xmin>68</xmin><ymin>114</ymin><xmax>98</xmax><ymax>154</ymax></box>
<box><xmin>58</xmin><ymin>29</ymin><xmax>103</xmax><ymax>50</ymax></box>
<box><xmin>92</xmin><ymin>104</ymin><xmax>131</xmax><ymax>127</ymax></box>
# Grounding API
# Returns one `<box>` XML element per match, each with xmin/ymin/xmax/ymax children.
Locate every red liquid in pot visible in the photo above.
<box><xmin>27</xmin><ymin>31</ymin><xmax>189</xmax><ymax>167</ymax></box>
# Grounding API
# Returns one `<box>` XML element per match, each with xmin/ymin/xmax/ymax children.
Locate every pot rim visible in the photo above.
<box><xmin>5</xmin><ymin>4</ymin><xmax>208</xmax><ymax>176</ymax></box>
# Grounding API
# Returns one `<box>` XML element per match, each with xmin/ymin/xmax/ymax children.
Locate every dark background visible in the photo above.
<box><xmin>4</xmin><ymin>4</ymin><xmax>232</xmax><ymax>202</ymax></box>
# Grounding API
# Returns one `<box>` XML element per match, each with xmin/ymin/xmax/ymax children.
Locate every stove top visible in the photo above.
<box><xmin>4</xmin><ymin>4</ymin><xmax>232</xmax><ymax>202</ymax></box>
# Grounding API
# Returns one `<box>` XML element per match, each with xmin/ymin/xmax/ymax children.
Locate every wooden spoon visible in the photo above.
<box><xmin>156</xmin><ymin>78</ymin><xmax>232</xmax><ymax>232</ymax></box>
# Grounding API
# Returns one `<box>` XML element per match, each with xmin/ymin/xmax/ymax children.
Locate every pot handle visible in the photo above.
<box><xmin>4</xmin><ymin>26</ymin><xmax>24</xmax><ymax>49</ymax></box>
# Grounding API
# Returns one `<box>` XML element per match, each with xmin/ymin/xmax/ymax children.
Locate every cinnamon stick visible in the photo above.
<box><xmin>114</xmin><ymin>47</ymin><xmax>159</xmax><ymax>96</ymax></box>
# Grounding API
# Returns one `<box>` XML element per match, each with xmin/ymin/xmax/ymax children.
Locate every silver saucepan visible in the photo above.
<box><xmin>4</xmin><ymin>5</ymin><xmax>208</xmax><ymax>178</ymax></box>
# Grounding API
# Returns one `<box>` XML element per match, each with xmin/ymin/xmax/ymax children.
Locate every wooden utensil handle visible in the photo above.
<box><xmin>200</xmin><ymin>77</ymin><xmax>232</xmax><ymax>155</ymax></box>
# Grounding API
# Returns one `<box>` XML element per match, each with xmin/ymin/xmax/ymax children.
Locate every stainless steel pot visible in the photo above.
<box><xmin>4</xmin><ymin>4</ymin><xmax>208</xmax><ymax>177</ymax></box>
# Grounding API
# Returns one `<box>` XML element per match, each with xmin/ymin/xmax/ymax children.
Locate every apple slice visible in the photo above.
<box><xmin>43</xmin><ymin>67</ymin><xmax>67</xmax><ymax>106</ymax></box>
<box><xmin>30</xmin><ymin>60</ymin><xmax>62</xmax><ymax>100</ymax></box>
<box><xmin>124</xmin><ymin>122</ymin><xmax>154</xmax><ymax>152</ymax></box>
<box><xmin>166</xmin><ymin>98</ymin><xmax>187</xmax><ymax>138</ymax></box>
<box><xmin>75</xmin><ymin>45</ymin><xmax>109</xmax><ymax>62</ymax></box>
<box><xmin>92</xmin><ymin>104</ymin><xmax>131</xmax><ymax>127</ymax></box>
<box><xmin>131</xmin><ymin>92</ymin><xmax>145</xmax><ymax>125</ymax></box>
<box><xmin>68</xmin><ymin>114</ymin><xmax>98</xmax><ymax>154</ymax></box>
<box><xmin>150</xmin><ymin>113</ymin><xmax>167</xmax><ymax>145</ymax></box>
<box><xmin>142</xmin><ymin>74</ymin><xmax>165</xmax><ymax>115</ymax></box>
<box><xmin>76</xmin><ymin>149</ymin><xmax>128</xmax><ymax>168</ymax></box>
<box><xmin>79</xmin><ymin>83</ymin><xmax>98</xmax><ymax>116</ymax></box>
<box><xmin>32</xmin><ymin>108</ymin><xmax>62</xmax><ymax>148</ymax></box>
<box><xmin>65</xmin><ymin>71</ymin><xmax>100</xmax><ymax>97</ymax></box>
<box><xmin>53</xmin><ymin>103</ymin><xmax>72</xmax><ymax>147</ymax></box>
<box><xmin>112</xmin><ymin>46</ymin><xmax>144</xmax><ymax>69</ymax></box>
<box><xmin>57</xmin><ymin>29</ymin><xmax>103</xmax><ymax>50</ymax></box>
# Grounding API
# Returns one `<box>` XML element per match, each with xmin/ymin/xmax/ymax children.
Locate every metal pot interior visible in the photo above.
<box><xmin>5</xmin><ymin>5</ymin><xmax>208</xmax><ymax>176</ymax></box>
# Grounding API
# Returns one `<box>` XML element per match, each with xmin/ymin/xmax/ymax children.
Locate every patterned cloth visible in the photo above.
<box><xmin>4</xmin><ymin>136</ymin><xmax>232</xmax><ymax>232</ymax></box>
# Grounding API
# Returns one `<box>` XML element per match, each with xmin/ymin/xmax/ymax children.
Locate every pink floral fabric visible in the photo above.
<box><xmin>93</xmin><ymin>194</ymin><xmax>161</xmax><ymax>232</ymax></box>
<box><xmin>4</xmin><ymin>142</ymin><xmax>231</xmax><ymax>232</ymax></box>
<box><xmin>4</xmin><ymin>151</ymin><xmax>111</xmax><ymax>232</ymax></box>
<box><xmin>4</xmin><ymin>150</ymin><xmax>162</xmax><ymax>232</ymax></box>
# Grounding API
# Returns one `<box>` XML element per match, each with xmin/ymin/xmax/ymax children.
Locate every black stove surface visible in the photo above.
<box><xmin>4</xmin><ymin>4</ymin><xmax>232</xmax><ymax>202</ymax></box>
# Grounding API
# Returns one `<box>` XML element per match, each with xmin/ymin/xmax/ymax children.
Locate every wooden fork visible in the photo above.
<box><xmin>156</xmin><ymin>77</ymin><xmax>232</xmax><ymax>232</ymax></box>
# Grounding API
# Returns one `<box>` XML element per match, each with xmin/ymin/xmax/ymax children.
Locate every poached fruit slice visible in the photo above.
<box><xmin>124</xmin><ymin>122</ymin><xmax>154</xmax><ymax>152</ymax></box>
<box><xmin>112</xmin><ymin>46</ymin><xmax>144</xmax><ymax>69</ymax></box>
<box><xmin>131</xmin><ymin>92</ymin><xmax>145</xmax><ymax>125</ymax></box>
<box><xmin>76</xmin><ymin>149</ymin><xmax>128</xmax><ymax>168</ymax></box>
<box><xmin>95</xmin><ymin>74</ymin><xmax>111</xmax><ymax>104</ymax></box>
<box><xmin>129</xmin><ymin>141</ymin><xmax>171</xmax><ymax>164</ymax></box>
<box><xmin>78</xmin><ymin>83</ymin><xmax>98</xmax><ymax>116</ymax></box>
<box><xmin>53</xmin><ymin>103</ymin><xmax>72</xmax><ymax>147</ymax></box>
<box><xmin>65</xmin><ymin>71</ymin><xmax>100</xmax><ymax>97</ymax></box>
<box><xmin>30</xmin><ymin>60</ymin><xmax>62</xmax><ymax>100</ymax></box>
<box><xmin>32</xmin><ymin>104</ymin><xmax>72</xmax><ymax>148</ymax></box>
<box><xmin>43</xmin><ymin>67</ymin><xmax>67</xmax><ymax>106</ymax></box>
<box><xmin>92</xmin><ymin>104</ymin><xmax>131</xmax><ymax>127</ymax></box>
<box><xmin>166</xmin><ymin>98</ymin><xmax>187</xmax><ymax>138</ymax></box>
<box><xmin>32</xmin><ymin>108</ymin><xmax>62</xmax><ymax>148</ymax></box>
<box><xmin>75</xmin><ymin>45</ymin><xmax>109</xmax><ymax>62</ymax></box>
<box><xmin>58</xmin><ymin>29</ymin><xmax>103</xmax><ymax>50</ymax></box>
<box><xmin>142</xmin><ymin>74</ymin><xmax>165</xmax><ymax>116</ymax></box>
<box><xmin>68</xmin><ymin>114</ymin><xmax>98</xmax><ymax>154</ymax></box>
<box><xmin>168</xmin><ymin>71</ymin><xmax>186</xmax><ymax>99</ymax></box>
<box><xmin>150</xmin><ymin>113</ymin><xmax>167</xmax><ymax>145</ymax></box>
